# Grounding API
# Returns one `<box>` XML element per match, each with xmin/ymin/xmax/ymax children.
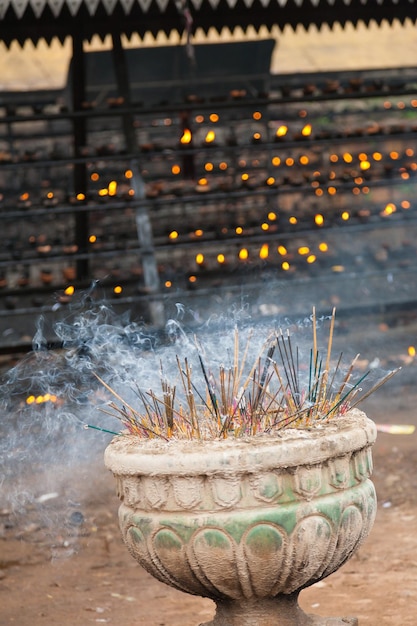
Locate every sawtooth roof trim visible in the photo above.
<box><xmin>0</xmin><ymin>0</ymin><xmax>416</xmax><ymax>47</ymax></box>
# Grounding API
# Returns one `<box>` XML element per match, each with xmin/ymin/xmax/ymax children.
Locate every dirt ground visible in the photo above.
<box><xmin>1</xmin><ymin>381</ymin><xmax>416</xmax><ymax>626</ymax></box>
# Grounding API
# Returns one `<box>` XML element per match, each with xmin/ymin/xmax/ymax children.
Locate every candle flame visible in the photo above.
<box><xmin>108</xmin><ymin>181</ymin><xmax>117</xmax><ymax>196</ymax></box>
<box><xmin>180</xmin><ymin>128</ymin><xmax>192</xmax><ymax>144</ymax></box>
<box><xmin>26</xmin><ymin>394</ymin><xmax>57</xmax><ymax>405</ymax></box>
<box><xmin>259</xmin><ymin>243</ymin><xmax>269</xmax><ymax>259</ymax></box>
<box><xmin>301</xmin><ymin>123</ymin><xmax>312</xmax><ymax>137</ymax></box>
<box><xmin>381</xmin><ymin>203</ymin><xmax>396</xmax><ymax>217</ymax></box>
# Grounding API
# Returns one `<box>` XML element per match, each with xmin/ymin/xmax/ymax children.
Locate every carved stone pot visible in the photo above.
<box><xmin>104</xmin><ymin>409</ymin><xmax>377</xmax><ymax>626</ymax></box>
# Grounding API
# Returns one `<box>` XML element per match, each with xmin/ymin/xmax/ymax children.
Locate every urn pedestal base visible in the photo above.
<box><xmin>200</xmin><ymin>594</ymin><xmax>358</xmax><ymax>626</ymax></box>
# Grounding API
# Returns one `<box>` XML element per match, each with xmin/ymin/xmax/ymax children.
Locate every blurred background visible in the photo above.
<box><xmin>1</xmin><ymin>12</ymin><xmax>417</xmax><ymax>625</ymax></box>
<box><xmin>1</xmin><ymin>5</ymin><xmax>417</xmax><ymax>374</ymax></box>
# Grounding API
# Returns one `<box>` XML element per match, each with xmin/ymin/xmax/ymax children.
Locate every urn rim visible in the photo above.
<box><xmin>104</xmin><ymin>408</ymin><xmax>376</xmax><ymax>477</ymax></box>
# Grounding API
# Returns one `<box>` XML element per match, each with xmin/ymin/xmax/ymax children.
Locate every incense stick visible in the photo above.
<box><xmin>92</xmin><ymin>309</ymin><xmax>398</xmax><ymax>441</ymax></box>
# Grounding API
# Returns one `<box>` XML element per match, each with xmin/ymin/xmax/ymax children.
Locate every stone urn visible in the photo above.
<box><xmin>104</xmin><ymin>409</ymin><xmax>377</xmax><ymax>626</ymax></box>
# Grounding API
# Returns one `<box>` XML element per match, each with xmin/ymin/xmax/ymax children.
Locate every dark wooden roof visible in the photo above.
<box><xmin>1</xmin><ymin>0</ymin><xmax>416</xmax><ymax>47</ymax></box>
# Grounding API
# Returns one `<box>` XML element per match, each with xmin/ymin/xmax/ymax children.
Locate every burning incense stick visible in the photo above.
<box><xmin>84</xmin><ymin>424</ymin><xmax>121</xmax><ymax>436</ymax></box>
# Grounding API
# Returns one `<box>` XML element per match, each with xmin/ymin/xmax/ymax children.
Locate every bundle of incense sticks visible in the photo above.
<box><xmin>94</xmin><ymin>308</ymin><xmax>399</xmax><ymax>440</ymax></box>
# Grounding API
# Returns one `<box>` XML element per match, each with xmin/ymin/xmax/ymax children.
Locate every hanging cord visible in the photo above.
<box><xmin>175</xmin><ymin>0</ymin><xmax>195</xmax><ymax>64</ymax></box>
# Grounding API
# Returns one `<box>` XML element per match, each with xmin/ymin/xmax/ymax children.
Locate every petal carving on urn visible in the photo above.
<box><xmin>210</xmin><ymin>475</ymin><xmax>242</xmax><ymax>507</ymax></box>
<box><xmin>353</xmin><ymin>449</ymin><xmax>371</xmax><ymax>483</ymax></box>
<box><xmin>190</xmin><ymin>528</ymin><xmax>241</xmax><ymax>599</ymax></box>
<box><xmin>153</xmin><ymin>528</ymin><xmax>209</xmax><ymax>596</ymax></box>
<box><xmin>143</xmin><ymin>476</ymin><xmax>169</xmax><ymax>509</ymax></box>
<box><xmin>328</xmin><ymin>455</ymin><xmax>350</xmax><ymax>489</ymax></box>
<box><xmin>250</xmin><ymin>472</ymin><xmax>283</xmax><ymax>503</ymax></box>
<box><xmin>116</xmin><ymin>476</ymin><xmax>124</xmax><ymax>500</ymax></box>
<box><xmin>294</xmin><ymin>466</ymin><xmax>323</xmax><ymax>499</ymax></box>
<box><xmin>322</xmin><ymin>505</ymin><xmax>364</xmax><ymax>578</ymax></box>
<box><xmin>118</xmin><ymin>503</ymin><xmax>132</xmax><ymax>541</ymax></box>
<box><xmin>283</xmin><ymin>515</ymin><xmax>333</xmax><ymax>593</ymax></box>
<box><xmin>171</xmin><ymin>476</ymin><xmax>204</xmax><ymax>509</ymax></box>
<box><xmin>364</xmin><ymin>482</ymin><xmax>377</xmax><ymax>526</ymax></box>
<box><xmin>125</xmin><ymin>525</ymin><xmax>161</xmax><ymax>579</ymax></box>
<box><xmin>243</xmin><ymin>523</ymin><xmax>287</xmax><ymax>597</ymax></box>
<box><xmin>122</xmin><ymin>476</ymin><xmax>144</xmax><ymax>507</ymax></box>
<box><xmin>127</xmin><ymin>525</ymin><xmax>190</xmax><ymax>591</ymax></box>
<box><xmin>366</xmin><ymin>448</ymin><xmax>374</xmax><ymax>475</ymax></box>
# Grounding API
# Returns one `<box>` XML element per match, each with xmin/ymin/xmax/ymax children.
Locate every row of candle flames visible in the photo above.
<box><xmin>12</xmin><ymin>147</ymin><xmax>417</xmax><ymax>209</ymax></box>
<box><xmin>12</xmin><ymin>145</ymin><xmax>417</xmax><ymax>260</ymax></box>
<box><xmin>148</xmin><ymin>96</ymin><xmax>417</xmax><ymax>147</ymax></box>
<box><xmin>3</xmin><ymin>200</ymin><xmax>412</xmax><ymax>296</ymax></box>
<box><xmin>138</xmin><ymin>98</ymin><xmax>417</xmax><ymax>133</ymax></box>
<box><xmin>2</xmin><ymin>186</ymin><xmax>414</xmax><ymax>295</ymax></box>
<box><xmin>4</xmin><ymin>113</ymin><xmax>416</xmax><ymax>297</ymax></box>
<box><xmin>4</xmin><ymin>95</ymin><xmax>415</xmax><ymax>168</ymax></box>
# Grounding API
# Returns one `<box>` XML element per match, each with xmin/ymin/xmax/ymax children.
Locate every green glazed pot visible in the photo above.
<box><xmin>105</xmin><ymin>409</ymin><xmax>377</xmax><ymax>626</ymax></box>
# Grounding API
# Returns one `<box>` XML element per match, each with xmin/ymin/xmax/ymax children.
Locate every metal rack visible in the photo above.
<box><xmin>1</xmin><ymin>58</ymin><xmax>417</xmax><ymax>352</ymax></box>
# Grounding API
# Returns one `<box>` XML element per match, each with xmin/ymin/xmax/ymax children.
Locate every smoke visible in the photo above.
<box><xmin>0</xmin><ymin>293</ymin><xmax>397</xmax><ymax>555</ymax></box>
<box><xmin>0</xmin><ymin>298</ymin><xmax>248</xmax><ymax>536</ymax></box>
